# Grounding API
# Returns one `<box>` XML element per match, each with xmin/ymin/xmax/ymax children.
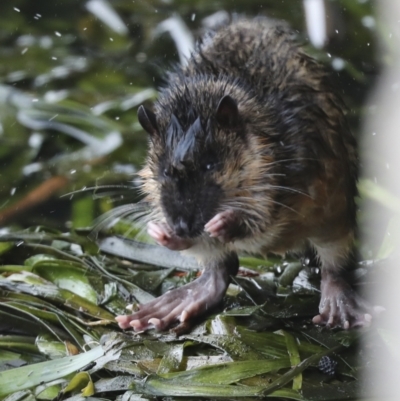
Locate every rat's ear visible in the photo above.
<box><xmin>216</xmin><ymin>95</ymin><xmax>239</xmax><ymax>128</ymax></box>
<box><xmin>138</xmin><ymin>105</ymin><xmax>158</xmax><ymax>136</ymax></box>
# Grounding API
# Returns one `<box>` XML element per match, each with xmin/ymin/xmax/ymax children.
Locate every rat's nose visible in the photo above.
<box><xmin>174</xmin><ymin>218</ymin><xmax>190</xmax><ymax>237</ymax></box>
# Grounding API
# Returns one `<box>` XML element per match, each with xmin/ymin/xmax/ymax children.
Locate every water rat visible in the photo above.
<box><xmin>116</xmin><ymin>17</ymin><xmax>373</xmax><ymax>332</ymax></box>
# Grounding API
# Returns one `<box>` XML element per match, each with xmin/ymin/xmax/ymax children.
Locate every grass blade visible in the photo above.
<box><xmin>0</xmin><ymin>346</ymin><xmax>104</xmax><ymax>397</ymax></box>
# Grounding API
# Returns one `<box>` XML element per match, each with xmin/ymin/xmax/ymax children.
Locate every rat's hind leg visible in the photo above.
<box><xmin>116</xmin><ymin>252</ymin><xmax>239</xmax><ymax>332</ymax></box>
<box><xmin>313</xmin><ymin>268</ymin><xmax>373</xmax><ymax>329</ymax></box>
<box><xmin>312</xmin><ymin>237</ymin><xmax>381</xmax><ymax>329</ymax></box>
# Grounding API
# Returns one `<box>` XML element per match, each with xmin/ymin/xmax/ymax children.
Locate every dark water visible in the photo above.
<box><xmin>0</xmin><ymin>0</ymin><xmax>378</xmax><ymax>230</ymax></box>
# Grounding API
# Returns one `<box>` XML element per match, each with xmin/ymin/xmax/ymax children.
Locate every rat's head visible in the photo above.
<box><xmin>138</xmin><ymin>95</ymin><xmax>245</xmax><ymax>238</ymax></box>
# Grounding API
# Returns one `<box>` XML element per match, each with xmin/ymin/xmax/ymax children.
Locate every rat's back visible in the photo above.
<box><xmin>186</xmin><ymin>18</ymin><xmax>320</xmax><ymax>97</ymax></box>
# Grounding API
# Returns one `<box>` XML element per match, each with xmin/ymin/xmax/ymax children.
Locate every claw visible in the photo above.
<box><xmin>204</xmin><ymin>210</ymin><xmax>238</xmax><ymax>242</ymax></box>
<box><xmin>116</xmin><ymin>266</ymin><xmax>231</xmax><ymax>332</ymax></box>
<box><xmin>314</xmin><ymin>272</ymin><xmax>383</xmax><ymax>329</ymax></box>
<box><xmin>147</xmin><ymin>221</ymin><xmax>192</xmax><ymax>250</ymax></box>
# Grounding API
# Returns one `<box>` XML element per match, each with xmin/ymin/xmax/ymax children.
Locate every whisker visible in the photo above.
<box><xmin>268</xmin><ymin>199</ymin><xmax>303</xmax><ymax>216</ymax></box>
<box><xmin>223</xmin><ymin>183</ymin><xmax>311</xmax><ymax>199</ymax></box>
<box><xmin>220</xmin><ymin>201</ymin><xmax>266</xmax><ymax>220</ymax></box>
<box><xmin>61</xmin><ymin>185</ymin><xmax>136</xmax><ymax>198</ymax></box>
<box><xmin>120</xmin><ymin>207</ymin><xmax>165</xmax><ymax>240</ymax></box>
<box><xmin>264</xmin><ymin>157</ymin><xmax>318</xmax><ymax>166</ymax></box>
<box><xmin>268</xmin><ymin>185</ymin><xmax>312</xmax><ymax>198</ymax></box>
<box><xmin>223</xmin><ymin>186</ymin><xmax>269</xmax><ymax>194</ymax></box>
<box><xmin>222</xmin><ymin>196</ymin><xmax>303</xmax><ymax>217</ymax></box>
<box><xmin>90</xmin><ymin>203</ymin><xmax>149</xmax><ymax>237</ymax></box>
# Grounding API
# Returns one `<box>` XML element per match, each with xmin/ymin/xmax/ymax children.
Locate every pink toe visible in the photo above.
<box><xmin>148</xmin><ymin>318</ymin><xmax>164</xmax><ymax>330</ymax></box>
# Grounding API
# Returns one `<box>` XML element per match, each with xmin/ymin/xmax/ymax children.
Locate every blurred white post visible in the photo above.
<box><xmin>86</xmin><ymin>0</ymin><xmax>128</xmax><ymax>35</ymax></box>
<box><xmin>363</xmin><ymin>0</ymin><xmax>400</xmax><ymax>397</ymax></box>
<box><xmin>154</xmin><ymin>15</ymin><xmax>194</xmax><ymax>66</ymax></box>
<box><xmin>303</xmin><ymin>0</ymin><xmax>327</xmax><ymax>48</ymax></box>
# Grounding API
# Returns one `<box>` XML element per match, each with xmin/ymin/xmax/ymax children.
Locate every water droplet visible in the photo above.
<box><xmin>55</xmin><ymin>31</ymin><xmax>62</xmax><ymax>37</ymax></box>
<box><xmin>332</xmin><ymin>57</ymin><xmax>345</xmax><ymax>71</ymax></box>
<box><xmin>13</xmin><ymin>7</ymin><xmax>20</xmax><ymax>12</ymax></box>
<box><xmin>191</xmin><ymin>13</ymin><xmax>196</xmax><ymax>21</ymax></box>
<box><xmin>29</xmin><ymin>133</ymin><xmax>44</xmax><ymax>148</ymax></box>
<box><xmin>136</xmin><ymin>52</ymin><xmax>147</xmax><ymax>63</ymax></box>
<box><xmin>361</xmin><ymin>15</ymin><xmax>375</xmax><ymax>29</ymax></box>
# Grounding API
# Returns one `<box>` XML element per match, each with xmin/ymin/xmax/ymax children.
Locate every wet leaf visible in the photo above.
<box><xmin>279</xmin><ymin>262</ymin><xmax>304</xmax><ymax>287</ymax></box>
<box><xmin>159</xmin><ymin>358</ymin><xmax>291</xmax><ymax>384</ymax></box>
<box><xmin>0</xmin><ymin>242</ymin><xmax>14</xmax><ymax>256</ymax></box>
<box><xmin>0</xmin><ymin>346</ymin><xmax>104</xmax><ymax>397</ymax></box>
<box><xmin>36</xmin><ymin>384</ymin><xmax>62</xmax><ymax>400</ymax></box>
<box><xmin>35</xmin><ymin>334</ymin><xmax>72</xmax><ymax>359</ymax></box>
<box><xmin>0</xmin><ymin>271</ymin><xmax>115</xmax><ymax>321</ymax></box>
<box><xmin>98</xmin><ymin>237</ymin><xmax>199</xmax><ymax>271</ymax></box>
<box><xmin>32</xmin><ymin>260</ymin><xmax>98</xmax><ymax>304</ymax></box>
<box><xmin>282</xmin><ymin>330</ymin><xmax>302</xmax><ymax>390</ymax></box>
<box><xmin>63</xmin><ymin>371</ymin><xmax>94</xmax><ymax>396</ymax></box>
<box><xmin>156</xmin><ymin>344</ymin><xmax>185</xmax><ymax>374</ymax></box>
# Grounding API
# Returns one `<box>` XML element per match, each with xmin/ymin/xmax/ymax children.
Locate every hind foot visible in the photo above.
<box><xmin>313</xmin><ymin>270</ymin><xmax>384</xmax><ymax>329</ymax></box>
<box><xmin>116</xmin><ymin>266</ymin><xmax>230</xmax><ymax>332</ymax></box>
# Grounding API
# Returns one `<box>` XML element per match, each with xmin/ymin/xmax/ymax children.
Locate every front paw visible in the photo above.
<box><xmin>147</xmin><ymin>222</ymin><xmax>192</xmax><ymax>251</ymax></box>
<box><xmin>204</xmin><ymin>210</ymin><xmax>239</xmax><ymax>243</ymax></box>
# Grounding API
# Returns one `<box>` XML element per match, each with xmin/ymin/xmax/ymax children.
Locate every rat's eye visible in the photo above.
<box><xmin>163</xmin><ymin>169</ymin><xmax>170</xmax><ymax>177</ymax></box>
<box><xmin>203</xmin><ymin>162</ymin><xmax>217</xmax><ymax>172</ymax></box>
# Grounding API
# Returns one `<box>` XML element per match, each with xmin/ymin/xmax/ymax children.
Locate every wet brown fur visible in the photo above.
<box><xmin>139</xmin><ymin>17</ymin><xmax>357</xmax><ymax>271</ymax></box>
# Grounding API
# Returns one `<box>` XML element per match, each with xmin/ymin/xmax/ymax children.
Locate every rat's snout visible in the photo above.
<box><xmin>161</xmin><ymin>179</ymin><xmax>222</xmax><ymax>239</ymax></box>
<box><xmin>173</xmin><ymin>217</ymin><xmax>191</xmax><ymax>237</ymax></box>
